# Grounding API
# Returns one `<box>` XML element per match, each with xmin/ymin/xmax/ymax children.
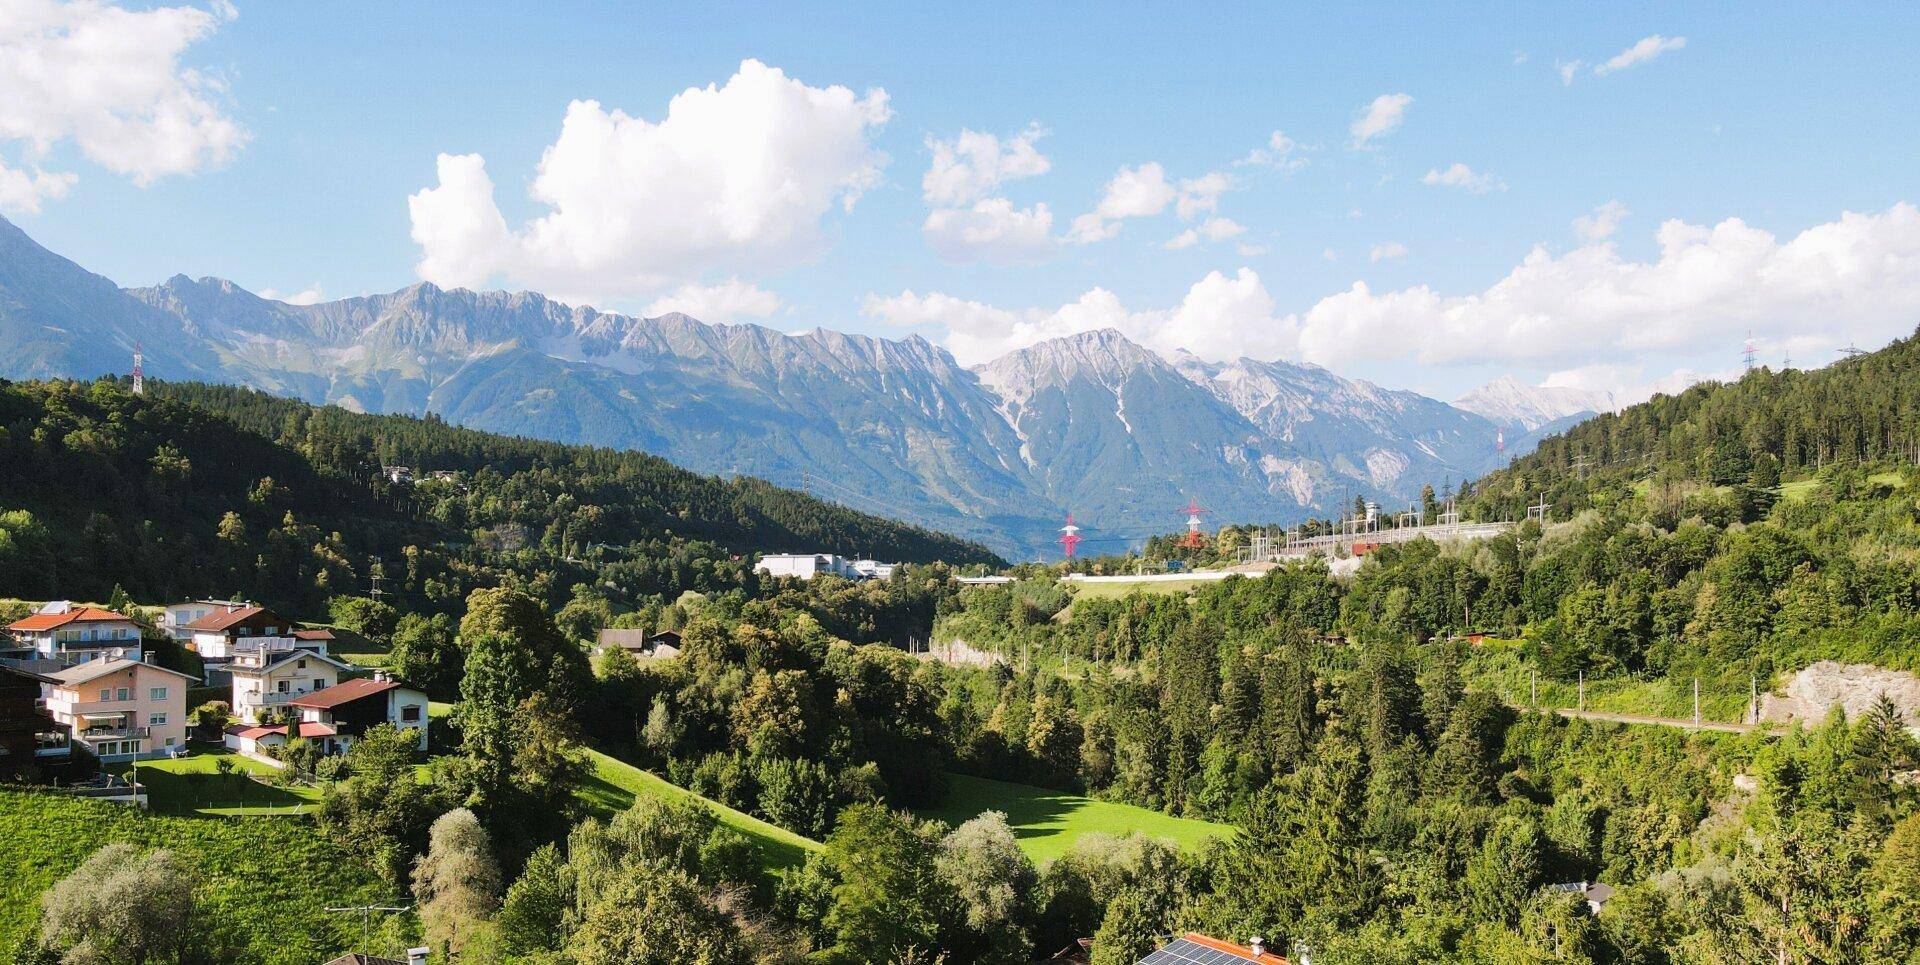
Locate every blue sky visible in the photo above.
<box><xmin>6</xmin><ymin>1</ymin><xmax>1919</xmax><ymax>399</ymax></box>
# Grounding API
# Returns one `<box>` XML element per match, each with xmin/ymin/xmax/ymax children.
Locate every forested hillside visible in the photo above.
<box><xmin>0</xmin><ymin>377</ymin><xmax>998</xmax><ymax>618</ymax></box>
<box><xmin>1467</xmin><ymin>327</ymin><xmax>1920</xmax><ymax>519</ymax></box>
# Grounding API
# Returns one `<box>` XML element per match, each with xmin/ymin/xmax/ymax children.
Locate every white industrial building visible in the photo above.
<box><xmin>755</xmin><ymin>553</ymin><xmax>895</xmax><ymax>581</ymax></box>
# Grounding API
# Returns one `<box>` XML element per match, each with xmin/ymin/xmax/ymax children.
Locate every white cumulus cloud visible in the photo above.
<box><xmin>921</xmin><ymin>124</ymin><xmax>1049</xmax><ymax>206</ymax></box>
<box><xmin>406</xmin><ymin>59</ymin><xmax>891</xmax><ymax>303</ymax></box>
<box><xmin>642</xmin><ymin>279</ymin><xmax>782</xmax><ymax>323</ymax></box>
<box><xmin>1164</xmin><ymin>217</ymin><xmax>1246</xmax><ymax>250</ymax></box>
<box><xmin>1370</xmin><ymin>241</ymin><xmax>1409</xmax><ymax>262</ymax></box>
<box><xmin>923</xmin><ymin>198</ymin><xmax>1055</xmax><ymax>265</ymax></box>
<box><xmin>868</xmin><ymin>205</ymin><xmax>1920</xmax><ymax>387</ymax></box>
<box><xmin>919</xmin><ymin>125</ymin><xmax>1054</xmax><ymax>264</ymax></box>
<box><xmin>1350</xmin><ymin>93</ymin><xmax>1412</xmax><ymax>148</ymax></box>
<box><xmin>1573</xmin><ymin>200</ymin><xmax>1629</xmax><ymax>240</ymax></box>
<box><xmin>1421</xmin><ymin>163</ymin><xmax>1506</xmax><ymax>193</ymax></box>
<box><xmin>1067</xmin><ymin>162</ymin><xmax>1177</xmax><ymax>243</ymax></box>
<box><xmin>1236</xmin><ymin>130</ymin><xmax>1303</xmax><ymax>172</ymax></box>
<box><xmin>1595</xmin><ymin>35</ymin><xmax>1687</xmax><ymax>76</ymax></box>
<box><xmin>257</xmin><ymin>282</ymin><xmax>325</xmax><ymax>306</ymax></box>
<box><xmin>864</xmin><ymin>266</ymin><xmax>1296</xmax><ymax>366</ymax></box>
<box><xmin>0</xmin><ymin>0</ymin><xmax>247</xmax><ymax>213</ymax></box>
<box><xmin>1292</xmin><ymin>204</ymin><xmax>1920</xmax><ymax>371</ymax></box>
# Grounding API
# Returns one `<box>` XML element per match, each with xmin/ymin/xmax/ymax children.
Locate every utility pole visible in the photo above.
<box><xmin>325</xmin><ymin>904</ymin><xmax>411</xmax><ymax>959</ymax></box>
<box><xmin>1530</xmin><ymin>669</ymin><xmax>1537</xmax><ymax>708</ymax></box>
<box><xmin>1693</xmin><ymin>678</ymin><xmax>1701</xmax><ymax>729</ymax></box>
<box><xmin>368</xmin><ymin>556</ymin><xmax>383</xmax><ymax>602</ymax></box>
<box><xmin>1578</xmin><ymin>671</ymin><xmax>1585</xmax><ymax>713</ymax></box>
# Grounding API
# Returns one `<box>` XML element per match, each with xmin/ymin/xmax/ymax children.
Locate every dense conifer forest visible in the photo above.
<box><xmin>0</xmin><ymin>377</ymin><xmax>999</xmax><ymax>617</ymax></box>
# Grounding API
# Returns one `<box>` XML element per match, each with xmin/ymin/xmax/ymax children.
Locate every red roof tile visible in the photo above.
<box><xmin>180</xmin><ymin>605</ymin><xmax>268</xmax><ymax>632</ymax></box>
<box><xmin>290</xmin><ymin>677</ymin><xmax>399</xmax><ymax>710</ymax></box>
<box><xmin>8</xmin><ymin>607</ymin><xmax>135</xmax><ymax>632</ymax></box>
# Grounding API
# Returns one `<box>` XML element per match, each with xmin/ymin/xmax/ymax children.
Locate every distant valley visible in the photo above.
<box><xmin>0</xmin><ymin>216</ymin><xmax>1604</xmax><ymax>557</ymax></box>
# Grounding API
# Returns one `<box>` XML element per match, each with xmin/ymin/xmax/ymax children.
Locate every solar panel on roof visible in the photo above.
<box><xmin>1137</xmin><ymin>938</ymin><xmax>1251</xmax><ymax>965</ymax></box>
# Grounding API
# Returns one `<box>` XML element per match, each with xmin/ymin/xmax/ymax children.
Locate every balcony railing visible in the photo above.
<box><xmin>45</xmin><ymin>698</ymin><xmax>140</xmax><ymax>716</ymax></box>
<box><xmin>237</xmin><ymin>691</ymin><xmax>304</xmax><ymax>707</ymax></box>
<box><xmin>77</xmin><ymin>726</ymin><xmax>150</xmax><ymax>741</ymax></box>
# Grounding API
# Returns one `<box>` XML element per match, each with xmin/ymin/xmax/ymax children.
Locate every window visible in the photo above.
<box><xmin>400</xmin><ymin>705</ymin><xmax>422</xmax><ymax>722</ymax></box>
<box><xmin>315</xmin><ymin>678</ymin><xmax>329</xmax><ymax>689</ymax></box>
<box><xmin>115</xmin><ymin>687</ymin><xmax>130</xmax><ymax>701</ymax></box>
<box><xmin>149</xmin><ymin>687</ymin><xmax>167</xmax><ymax>701</ymax></box>
<box><xmin>267</xmin><ymin>627</ymin><xmax>279</xmax><ymax>635</ymax></box>
<box><xmin>98</xmin><ymin>688</ymin><xmax>110</xmax><ymax>701</ymax></box>
<box><xmin>149</xmin><ymin>714</ymin><xmax>168</xmax><ymax>726</ymax></box>
<box><xmin>297</xmin><ymin>659</ymin><xmax>306</xmax><ymax>669</ymax></box>
<box><xmin>276</xmin><ymin>680</ymin><xmax>290</xmax><ymax>693</ymax></box>
<box><xmin>164</xmin><ymin>737</ymin><xmax>176</xmax><ymax>747</ymax></box>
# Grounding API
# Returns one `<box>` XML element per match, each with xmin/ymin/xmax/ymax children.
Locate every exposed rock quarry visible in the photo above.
<box><xmin>1760</xmin><ymin>661</ymin><xmax>1920</xmax><ymax>726</ymax></box>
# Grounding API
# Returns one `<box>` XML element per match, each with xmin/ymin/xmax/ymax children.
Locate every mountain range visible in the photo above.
<box><xmin>0</xmin><ymin>216</ymin><xmax>1608</xmax><ymax>557</ymax></box>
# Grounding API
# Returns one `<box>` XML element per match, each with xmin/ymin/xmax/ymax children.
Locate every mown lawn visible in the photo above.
<box><xmin>1060</xmin><ymin>577</ymin><xmax>1215</xmax><ymax>617</ymax></box>
<box><xmin>916</xmin><ymin>773</ymin><xmax>1230</xmax><ymax>863</ymax></box>
<box><xmin>577</xmin><ymin>749</ymin><xmax>819</xmax><ymax>871</ymax></box>
<box><xmin>1779</xmin><ymin>479</ymin><xmax>1822</xmax><ymax>501</ymax></box>
<box><xmin>110</xmin><ymin>747</ymin><xmax>319</xmax><ymax>816</ymax></box>
<box><xmin>0</xmin><ymin>788</ymin><xmax>390</xmax><ymax>964</ymax></box>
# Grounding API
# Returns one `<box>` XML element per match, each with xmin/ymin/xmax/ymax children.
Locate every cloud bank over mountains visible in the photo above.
<box><xmin>871</xmin><ymin>203</ymin><xmax>1920</xmax><ymax>403</ymax></box>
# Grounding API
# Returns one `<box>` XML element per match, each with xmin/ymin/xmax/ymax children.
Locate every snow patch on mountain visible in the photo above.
<box><xmin>1455</xmin><ymin>375</ymin><xmax>1615</xmax><ymax>431</ymax></box>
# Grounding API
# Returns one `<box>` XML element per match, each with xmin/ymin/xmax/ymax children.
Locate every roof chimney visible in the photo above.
<box><xmin>407</xmin><ymin>947</ymin><xmax>429</xmax><ymax>965</ymax></box>
<box><xmin>1249</xmin><ymin>936</ymin><xmax>1265</xmax><ymax>957</ymax></box>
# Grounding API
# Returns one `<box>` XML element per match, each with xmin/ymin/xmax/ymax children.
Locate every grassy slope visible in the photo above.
<box><xmin>578</xmin><ymin>749</ymin><xmax>819</xmax><ymax>871</ymax></box>
<box><xmin>916</xmin><ymin>773</ymin><xmax>1230</xmax><ymax>863</ymax></box>
<box><xmin>0</xmin><ymin>789</ymin><xmax>386</xmax><ymax>964</ymax></box>
<box><xmin>109</xmin><ymin>748</ymin><xmax>320</xmax><ymax>816</ymax></box>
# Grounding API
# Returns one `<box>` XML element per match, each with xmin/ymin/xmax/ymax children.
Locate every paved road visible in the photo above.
<box><xmin>1527</xmin><ymin>705</ymin><xmax>1774</xmax><ymax>735</ymax></box>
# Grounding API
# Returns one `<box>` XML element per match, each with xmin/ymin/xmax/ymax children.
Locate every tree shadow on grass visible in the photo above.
<box><xmin>921</xmin><ymin>774</ymin><xmax>1082</xmax><ymax>844</ymax></box>
<box><xmin>139</xmin><ymin>768</ymin><xmax>311</xmax><ymax>814</ymax></box>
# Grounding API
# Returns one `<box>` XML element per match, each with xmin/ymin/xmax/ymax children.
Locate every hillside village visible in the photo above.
<box><xmin>1</xmin><ymin>599</ymin><xmax>429</xmax><ymax>776</ymax></box>
<box><xmin>4</xmin><ymin>7</ymin><xmax>1920</xmax><ymax>959</ymax></box>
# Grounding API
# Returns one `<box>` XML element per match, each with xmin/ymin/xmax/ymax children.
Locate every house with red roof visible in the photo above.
<box><xmin>1135</xmin><ymin>934</ymin><xmax>1290</xmax><ymax>965</ymax></box>
<box><xmin>231</xmin><ymin>674</ymin><xmax>430</xmax><ymax>756</ymax></box>
<box><xmin>228</xmin><ymin>647</ymin><xmax>358</xmax><ymax>724</ymax></box>
<box><xmin>5</xmin><ymin>602</ymin><xmax>144</xmax><ymax>666</ymax></box>
<box><xmin>180</xmin><ymin>603</ymin><xmax>331</xmax><ymax>682</ymax></box>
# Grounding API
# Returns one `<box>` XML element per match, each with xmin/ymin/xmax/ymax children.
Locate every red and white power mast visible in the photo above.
<box><xmin>1057</xmin><ymin>513</ymin><xmax>1082</xmax><ymax>559</ymax></box>
<box><xmin>1177</xmin><ymin>498</ymin><xmax>1209</xmax><ymax>550</ymax></box>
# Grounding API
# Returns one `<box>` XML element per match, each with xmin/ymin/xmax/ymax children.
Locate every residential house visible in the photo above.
<box><xmin>228</xmin><ymin>647</ymin><xmax>358</xmax><ymax>724</ymax></box>
<box><xmin>0</xmin><ymin>664</ymin><xmax>59</xmax><ymax>778</ymax></box>
<box><xmin>180</xmin><ymin>604</ymin><xmax>330</xmax><ymax>682</ymax></box>
<box><xmin>159</xmin><ymin>599</ymin><xmax>245</xmax><ymax>641</ymax></box>
<box><xmin>648</xmin><ymin>629</ymin><xmax>682</xmax><ymax>655</ymax></box>
<box><xmin>224</xmin><ymin>718</ymin><xmax>342</xmax><ymax>759</ymax></box>
<box><xmin>596</xmin><ymin>628</ymin><xmax>681</xmax><ymax>659</ymax></box>
<box><xmin>1550</xmin><ymin>880</ymin><xmax>1616</xmax><ymax>915</ymax></box>
<box><xmin>5</xmin><ymin>602</ymin><xmax>144</xmax><ymax>665</ymax></box>
<box><xmin>755</xmin><ymin>553</ymin><xmax>862</xmax><ymax>580</ymax></box>
<box><xmin>1135</xmin><ymin>934</ymin><xmax>1289</xmax><ymax>964</ymax></box>
<box><xmin>41</xmin><ymin>658</ymin><xmax>194</xmax><ymax>761</ymax></box>
<box><xmin>323</xmin><ymin>948</ymin><xmax>427</xmax><ymax>965</ymax></box>
<box><xmin>284</xmin><ymin>675</ymin><xmax>430</xmax><ymax>754</ymax></box>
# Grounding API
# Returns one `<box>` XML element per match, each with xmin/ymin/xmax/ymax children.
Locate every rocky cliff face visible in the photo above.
<box><xmin>0</xmin><ymin>216</ymin><xmax>1553</xmax><ymax>557</ymax></box>
<box><xmin>1760</xmin><ymin>661</ymin><xmax>1920</xmax><ymax>727</ymax></box>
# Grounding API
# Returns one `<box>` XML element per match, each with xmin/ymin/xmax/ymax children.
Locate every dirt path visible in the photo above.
<box><xmin>1531</xmin><ymin>705</ymin><xmax>1772</xmax><ymax>735</ymax></box>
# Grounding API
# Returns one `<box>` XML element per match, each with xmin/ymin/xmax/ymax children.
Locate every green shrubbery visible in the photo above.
<box><xmin>0</xmin><ymin>789</ymin><xmax>391</xmax><ymax>963</ymax></box>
